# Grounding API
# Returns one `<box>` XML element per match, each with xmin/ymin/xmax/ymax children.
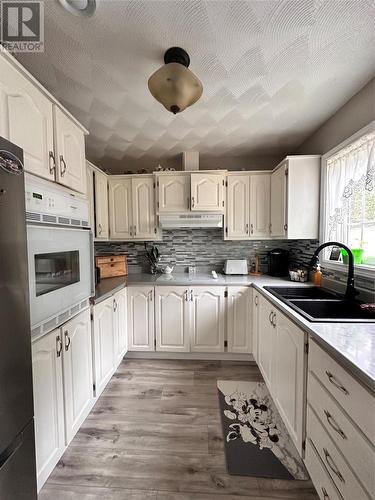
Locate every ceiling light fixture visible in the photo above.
<box><xmin>148</xmin><ymin>47</ymin><xmax>203</xmax><ymax>114</ymax></box>
<box><xmin>59</xmin><ymin>0</ymin><xmax>97</xmax><ymax>17</ymax></box>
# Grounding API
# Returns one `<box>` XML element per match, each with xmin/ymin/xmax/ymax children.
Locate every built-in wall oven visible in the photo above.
<box><xmin>25</xmin><ymin>174</ymin><xmax>93</xmax><ymax>339</ymax></box>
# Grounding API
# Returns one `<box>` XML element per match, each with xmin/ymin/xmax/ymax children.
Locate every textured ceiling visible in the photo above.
<box><xmin>16</xmin><ymin>0</ymin><xmax>375</xmax><ymax>172</ymax></box>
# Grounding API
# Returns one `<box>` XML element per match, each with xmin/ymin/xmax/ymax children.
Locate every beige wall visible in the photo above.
<box><xmin>296</xmin><ymin>78</ymin><xmax>375</xmax><ymax>155</ymax></box>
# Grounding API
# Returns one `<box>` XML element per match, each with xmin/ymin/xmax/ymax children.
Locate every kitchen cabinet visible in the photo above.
<box><xmin>157</xmin><ymin>173</ymin><xmax>190</xmax><ymax>213</ymax></box>
<box><xmin>226</xmin><ymin>174</ymin><xmax>250</xmax><ymax>239</ymax></box>
<box><xmin>155</xmin><ymin>287</ymin><xmax>190</xmax><ymax>352</ymax></box>
<box><xmin>190</xmin><ymin>287</ymin><xmax>225</xmax><ymax>352</ymax></box>
<box><xmin>128</xmin><ymin>287</ymin><xmax>155</xmax><ymax>351</ymax></box>
<box><xmin>250</xmin><ymin>174</ymin><xmax>271</xmax><ymax>238</ymax></box>
<box><xmin>54</xmin><ymin>106</ymin><xmax>86</xmax><ymax>194</ymax></box>
<box><xmin>109</xmin><ymin>175</ymin><xmax>159</xmax><ymax>240</ymax></box>
<box><xmin>32</xmin><ymin>328</ymin><xmax>65</xmax><ymax>490</ymax></box>
<box><xmin>113</xmin><ymin>288</ymin><xmax>128</xmax><ymax>365</ymax></box>
<box><xmin>270</xmin><ymin>156</ymin><xmax>320</xmax><ymax>239</ymax></box>
<box><xmin>227</xmin><ymin>287</ymin><xmax>252</xmax><ymax>353</ymax></box>
<box><xmin>191</xmin><ymin>172</ymin><xmax>225</xmax><ymax>212</ymax></box>
<box><xmin>62</xmin><ymin>309</ymin><xmax>94</xmax><ymax>444</ymax></box>
<box><xmin>272</xmin><ymin>311</ymin><xmax>306</xmax><ymax>453</ymax></box>
<box><xmin>94</xmin><ymin>167</ymin><xmax>109</xmax><ymax>239</ymax></box>
<box><xmin>86</xmin><ymin>163</ymin><xmax>95</xmax><ymax>229</ymax></box>
<box><xmin>0</xmin><ymin>54</ymin><xmax>55</xmax><ymax>182</ymax></box>
<box><xmin>257</xmin><ymin>295</ymin><xmax>275</xmax><ymax>388</ymax></box>
<box><xmin>93</xmin><ymin>296</ymin><xmax>115</xmax><ymax>396</ymax></box>
<box><xmin>252</xmin><ymin>291</ymin><xmax>259</xmax><ymax>362</ymax></box>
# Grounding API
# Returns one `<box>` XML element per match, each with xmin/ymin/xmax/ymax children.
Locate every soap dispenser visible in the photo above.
<box><xmin>314</xmin><ymin>264</ymin><xmax>322</xmax><ymax>287</ymax></box>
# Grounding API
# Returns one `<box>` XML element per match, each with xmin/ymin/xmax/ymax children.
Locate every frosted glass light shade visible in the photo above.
<box><xmin>148</xmin><ymin>62</ymin><xmax>203</xmax><ymax>114</ymax></box>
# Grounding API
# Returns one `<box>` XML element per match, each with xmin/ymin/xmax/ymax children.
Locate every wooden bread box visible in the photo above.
<box><xmin>95</xmin><ymin>255</ymin><xmax>128</xmax><ymax>279</ymax></box>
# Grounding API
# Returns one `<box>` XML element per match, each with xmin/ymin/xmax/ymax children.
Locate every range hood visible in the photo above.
<box><xmin>159</xmin><ymin>213</ymin><xmax>223</xmax><ymax>229</ymax></box>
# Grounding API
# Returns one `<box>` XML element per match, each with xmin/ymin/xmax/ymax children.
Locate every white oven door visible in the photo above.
<box><xmin>27</xmin><ymin>225</ymin><xmax>92</xmax><ymax>328</ymax></box>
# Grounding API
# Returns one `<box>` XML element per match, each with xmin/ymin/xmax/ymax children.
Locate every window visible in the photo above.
<box><xmin>323</xmin><ymin>129</ymin><xmax>375</xmax><ymax>270</ymax></box>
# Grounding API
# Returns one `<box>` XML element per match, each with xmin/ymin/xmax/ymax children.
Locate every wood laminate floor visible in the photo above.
<box><xmin>39</xmin><ymin>359</ymin><xmax>318</xmax><ymax>500</ymax></box>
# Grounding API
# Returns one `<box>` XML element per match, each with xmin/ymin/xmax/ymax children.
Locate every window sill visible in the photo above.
<box><xmin>322</xmin><ymin>260</ymin><xmax>375</xmax><ymax>279</ymax></box>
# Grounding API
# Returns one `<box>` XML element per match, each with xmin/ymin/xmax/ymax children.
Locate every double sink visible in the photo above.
<box><xmin>264</xmin><ymin>286</ymin><xmax>374</xmax><ymax>323</ymax></box>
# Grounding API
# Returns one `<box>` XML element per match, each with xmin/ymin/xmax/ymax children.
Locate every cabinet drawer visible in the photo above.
<box><xmin>98</xmin><ymin>262</ymin><xmax>127</xmax><ymax>278</ymax></box>
<box><xmin>308</xmin><ymin>372</ymin><xmax>374</xmax><ymax>496</ymax></box>
<box><xmin>309</xmin><ymin>340</ymin><xmax>375</xmax><ymax>441</ymax></box>
<box><xmin>304</xmin><ymin>438</ymin><xmax>343</xmax><ymax>500</ymax></box>
<box><xmin>307</xmin><ymin>405</ymin><xmax>369</xmax><ymax>500</ymax></box>
<box><xmin>96</xmin><ymin>255</ymin><xmax>125</xmax><ymax>264</ymax></box>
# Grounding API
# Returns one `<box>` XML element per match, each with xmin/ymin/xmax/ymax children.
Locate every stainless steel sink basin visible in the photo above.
<box><xmin>264</xmin><ymin>286</ymin><xmax>374</xmax><ymax>323</ymax></box>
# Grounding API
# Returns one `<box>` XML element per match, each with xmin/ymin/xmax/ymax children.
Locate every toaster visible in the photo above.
<box><xmin>223</xmin><ymin>259</ymin><xmax>248</xmax><ymax>275</ymax></box>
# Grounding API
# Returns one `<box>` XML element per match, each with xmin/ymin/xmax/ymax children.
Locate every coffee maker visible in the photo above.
<box><xmin>268</xmin><ymin>249</ymin><xmax>290</xmax><ymax>277</ymax></box>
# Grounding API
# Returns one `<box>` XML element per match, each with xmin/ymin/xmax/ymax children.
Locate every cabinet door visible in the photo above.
<box><xmin>252</xmin><ymin>292</ymin><xmax>259</xmax><ymax>362</ymax></box>
<box><xmin>270</xmin><ymin>164</ymin><xmax>287</xmax><ymax>237</ymax></box>
<box><xmin>155</xmin><ymin>287</ymin><xmax>190</xmax><ymax>352</ymax></box>
<box><xmin>86</xmin><ymin>163</ymin><xmax>95</xmax><ymax>230</ymax></box>
<box><xmin>227</xmin><ymin>287</ymin><xmax>252</xmax><ymax>353</ymax></box>
<box><xmin>93</xmin><ymin>297</ymin><xmax>115</xmax><ymax>396</ymax></box>
<box><xmin>108</xmin><ymin>178</ymin><xmax>133</xmax><ymax>239</ymax></box>
<box><xmin>132</xmin><ymin>177</ymin><xmax>157</xmax><ymax>239</ymax></box>
<box><xmin>54</xmin><ymin>107</ymin><xmax>86</xmax><ymax>194</ymax></box>
<box><xmin>157</xmin><ymin>174</ymin><xmax>190</xmax><ymax>213</ymax></box>
<box><xmin>0</xmin><ymin>55</ymin><xmax>54</xmax><ymax>181</ymax></box>
<box><xmin>114</xmin><ymin>288</ymin><xmax>128</xmax><ymax>366</ymax></box>
<box><xmin>272</xmin><ymin>312</ymin><xmax>306</xmax><ymax>453</ymax></box>
<box><xmin>257</xmin><ymin>296</ymin><xmax>275</xmax><ymax>388</ymax></box>
<box><xmin>190</xmin><ymin>287</ymin><xmax>225</xmax><ymax>352</ymax></box>
<box><xmin>94</xmin><ymin>169</ymin><xmax>109</xmax><ymax>239</ymax></box>
<box><xmin>250</xmin><ymin>174</ymin><xmax>271</xmax><ymax>238</ymax></box>
<box><xmin>32</xmin><ymin>329</ymin><xmax>65</xmax><ymax>490</ymax></box>
<box><xmin>226</xmin><ymin>175</ymin><xmax>250</xmax><ymax>239</ymax></box>
<box><xmin>190</xmin><ymin>173</ymin><xmax>225</xmax><ymax>211</ymax></box>
<box><xmin>127</xmin><ymin>287</ymin><xmax>155</xmax><ymax>351</ymax></box>
<box><xmin>62</xmin><ymin>309</ymin><xmax>94</xmax><ymax>444</ymax></box>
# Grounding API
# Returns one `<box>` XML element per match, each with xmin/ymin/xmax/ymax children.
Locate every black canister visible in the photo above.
<box><xmin>268</xmin><ymin>249</ymin><xmax>290</xmax><ymax>277</ymax></box>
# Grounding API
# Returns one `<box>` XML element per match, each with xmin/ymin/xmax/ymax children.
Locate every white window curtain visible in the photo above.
<box><xmin>326</xmin><ymin>132</ymin><xmax>375</xmax><ymax>242</ymax></box>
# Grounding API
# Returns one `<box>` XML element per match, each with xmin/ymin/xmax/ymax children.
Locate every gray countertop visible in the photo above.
<box><xmin>93</xmin><ymin>272</ymin><xmax>375</xmax><ymax>393</ymax></box>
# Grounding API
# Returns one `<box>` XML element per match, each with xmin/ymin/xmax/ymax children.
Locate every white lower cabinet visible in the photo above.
<box><xmin>32</xmin><ymin>309</ymin><xmax>93</xmax><ymax>491</ymax></box>
<box><xmin>252</xmin><ymin>291</ymin><xmax>260</xmax><ymax>362</ymax></box>
<box><xmin>257</xmin><ymin>295</ymin><xmax>275</xmax><ymax>388</ymax></box>
<box><xmin>190</xmin><ymin>287</ymin><xmax>225</xmax><ymax>353</ymax></box>
<box><xmin>155</xmin><ymin>287</ymin><xmax>190</xmax><ymax>352</ymax></box>
<box><xmin>114</xmin><ymin>288</ymin><xmax>128</xmax><ymax>364</ymax></box>
<box><xmin>93</xmin><ymin>296</ymin><xmax>115</xmax><ymax>396</ymax></box>
<box><xmin>128</xmin><ymin>287</ymin><xmax>155</xmax><ymax>351</ymax></box>
<box><xmin>227</xmin><ymin>287</ymin><xmax>252</xmax><ymax>353</ymax></box>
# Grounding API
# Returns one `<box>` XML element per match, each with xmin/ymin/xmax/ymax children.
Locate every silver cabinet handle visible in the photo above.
<box><xmin>325</xmin><ymin>371</ymin><xmax>349</xmax><ymax>395</ymax></box>
<box><xmin>324</xmin><ymin>410</ymin><xmax>347</xmax><ymax>439</ymax></box>
<box><xmin>245</xmin><ymin>223</ymin><xmax>249</xmax><ymax>234</ymax></box>
<box><xmin>113</xmin><ymin>298</ymin><xmax>117</xmax><ymax>312</ymax></box>
<box><xmin>323</xmin><ymin>448</ymin><xmax>345</xmax><ymax>483</ymax></box>
<box><xmin>190</xmin><ymin>290</ymin><xmax>193</xmax><ymax>302</ymax></box>
<box><xmin>254</xmin><ymin>295</ymin><xmax>258</xmax><ymax>306</ymax></box>
<box><xmin>321</xmin><ymin>487</ymin><xmax>330</xmax><ymax>500</ymax></box>
<box><xmin>49</xmin><ymin>151</ymin><xmax>56</xmax><ymax>174</ymax></box>
<box><xmin>98</xmin><ymin>223</ymin><xmax>103</xmax><ymax>235</ymax></box>
<box><xmin>269</xmin><ymin>311</ymin><xmax>273</xmax><ymax>325</ymax></box>
<box><xmin>283</xmin><ymin>223</ymin><xmax>288</xmax><ymax>232</ymax></box>
<box><xmin>184</xmin><ymin>290</ymin><xmax>188</xmax><ymax>302</ymax></box>
<box><xmin>149</xmin><ymin>290</ymin><xmax>153</xmax><ymax>302</ymax></box>
<box><xmin>191</xmin><ymin>197</ymin><xmax>195</xmax><ymax>208</ymax></box>
<box><xmin>59</xmin><ymin>155</ymin><xmax>67</xmax><ymax>176</ymax></box>
<box><xmin>272</xmin><ymin>312</ymin><xmax>276</xmax><ymax>327</ymax></box>
<box><xmin>250</xmin><ymin>223</ymin><xmax>254</xmax><ymax>235</ymax></box>
<box><xmin>64</xmin><ymin>330</ymin><xmax>71</xmax><ymax>351</ymax></box>
<box><xmin>56</xmin><ymin>335</ymin><xmax>63</xmax><ymax>357</ymax></box>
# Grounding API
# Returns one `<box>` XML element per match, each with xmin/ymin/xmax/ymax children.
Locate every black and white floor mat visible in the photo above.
<box><xmin>217</xmin><ymin>380</ymin><xmax>309</xmax><ymax>480</ymax></box>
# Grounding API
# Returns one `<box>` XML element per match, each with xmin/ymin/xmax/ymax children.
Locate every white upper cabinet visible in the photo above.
<box><xmin>108</xmin><ymin>175</ymin><xmax>158</xmax><ymax>240</ymax></box>
<box><xmin>127</xmin><ymin>287</ymin><xmax>155</xmax><ymax>351</ymax></box>
<box><xmin>191</xmin><ymin>173</ymin><xmax>225</xmax><ymax>212</ymax></box>
<box><xmin>271</xmin><ymin>156</ymin><xmax>321</xmax><ymax>239</ymax></box>
<box><xmin>132</xmin><ymin>176</ymin><xmax>157</xmax><ymax>238</ymax></box>
<box><xmin>54</xmin><ymin>106</ymin><xmax>86</xmax><ymax>194</ymax></box>
<box><xmin>250</xmin><ymin>174</ymin><xmax>271</xmax><ymax>238</ymax></box>
<box><xmin>0</xmin><ymin>55</ymin><xmax>54</xmax><ymax>181</ymax></box>
<box><xmin>155</xmin><ymin>287</ymin><xmax>190</xmax><ymax>352</ymax></box>
<box><xmin>157</xmin><ymin>174</ymin><xmax>190</xmax><ymax>213</ymax></box>
<box><xmin>32</xmin><ymin>329</ymin><xmax>65</xmax><ymax>490</ymax></box>
<box><xmin>226</xmin><ymin>174</ymin><xmax>250</xmax><ymax>239</ymax></box>
<box><xmin>227</xmin><ymin>287</ymin><xmax>252</xmax><ymax>353</ymax></box>
<box><xmin>190</xmin><ymin>287</ymin><xmax>225</xmax><ymax>352</ymax></box>
<box><xmin>108</xmin><ymin>177</ymin><xmax>133</xmax><ymax>240</ymax></box>
<box><xmin>94</xmin><ymin>168</ymin><xmax>109</xmax><ymax>239</ymax></box>
<box><xmin>62</xmin><ymin>309</ymin><xmax>93</xmax><ymax>444</ymax></box>
<box><xmin>86</xmin><ymin>163</ymin><xmax>95</xmax><ymax>230</ymax></box>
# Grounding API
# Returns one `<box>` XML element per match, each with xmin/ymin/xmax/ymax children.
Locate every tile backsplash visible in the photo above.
<box><xmin>95</xmin><ymin>229</ymin><xmax>318</xmax><ymax>273</ymax></box>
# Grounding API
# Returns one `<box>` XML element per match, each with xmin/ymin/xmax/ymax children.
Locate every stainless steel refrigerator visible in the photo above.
<box><xmin>0</xmin><ymin>137</ymin><xmax>37</xmax><ymax>499</ymax></box>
